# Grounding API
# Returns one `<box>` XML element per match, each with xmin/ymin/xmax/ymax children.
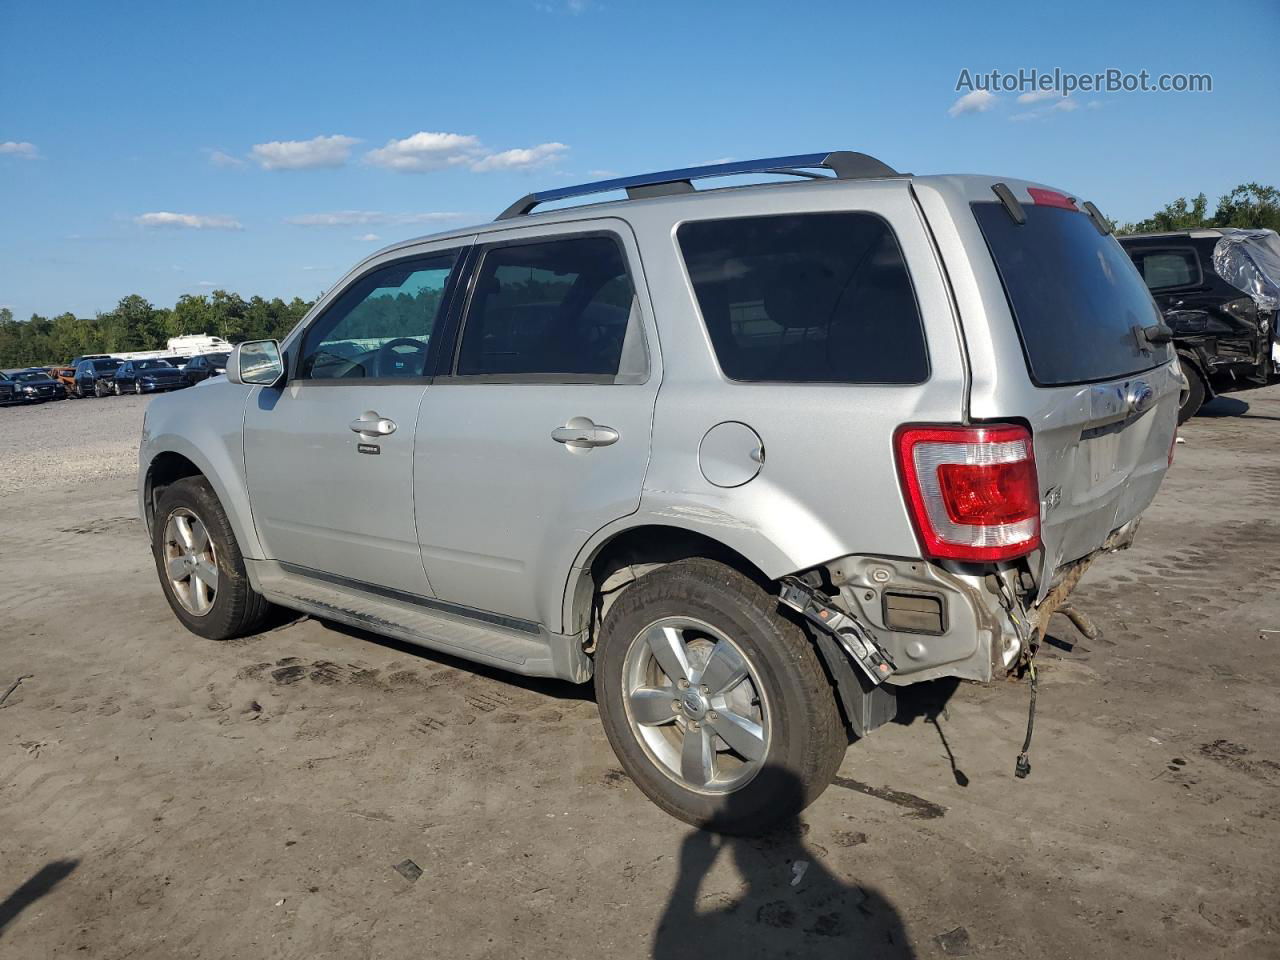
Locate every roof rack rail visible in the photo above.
<box><xmin>495</xmin><ymin>150</ymin><xmax>902</xmax><ymax>220</ymax></box>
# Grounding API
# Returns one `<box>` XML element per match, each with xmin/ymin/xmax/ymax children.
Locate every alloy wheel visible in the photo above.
<box><xmin>621</xmin><ymin>616</ymin><xmax>770</xmax><ymax>794</ymax></box>
<box><xmin>162</xmin><ymin>508</ymin><xmax>219</xmax><ymax>616</ymax></box>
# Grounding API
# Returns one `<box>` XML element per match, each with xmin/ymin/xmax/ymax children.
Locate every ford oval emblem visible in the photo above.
<box><xmin>1128</xmin><ymin>382</ymin><xmax>1155</xmax><ymax>415</ymax></box>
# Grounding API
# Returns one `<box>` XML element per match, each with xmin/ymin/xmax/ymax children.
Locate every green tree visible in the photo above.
<box><xmin>1211</xmin><ymin>183</ymin><xmax>1280</xmax><ymax>231</ymax></box>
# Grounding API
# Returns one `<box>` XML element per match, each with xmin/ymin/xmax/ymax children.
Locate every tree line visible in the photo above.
<box><xmin>0</xmin><ymin>291</ymin><xmax>314</xmax><ymax>368</ymax></box>
<box><xmin>1113</xmin><ymin>182</ymin><xmax>1279</xmax><ymax>234</ymax></box>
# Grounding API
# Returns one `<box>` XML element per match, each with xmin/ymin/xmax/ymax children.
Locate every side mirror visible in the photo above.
<box><xmin>228</xmin><ymin>340</ymin><xmax>285</xmax><ymax>387</ymax></box>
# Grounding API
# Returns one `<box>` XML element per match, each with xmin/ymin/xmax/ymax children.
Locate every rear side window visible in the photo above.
<box><xmin>677</xmin><ymin>212</ymin><xmax>928</xmax><ymax>384</ymax></box>
<box><xmin>1129</xmin><ymin>249</ymin><xmax>1200</xmax><ymax>290</ymax></box>
<box><xmin>456</xmin><ymin>235</ymin><xmax>642</xmax><ymax>380</ymax></box>
<box><xmin>972</xmin><ymin>202</ymin><xmax>1165</xmax><ymax>386</ymax></box>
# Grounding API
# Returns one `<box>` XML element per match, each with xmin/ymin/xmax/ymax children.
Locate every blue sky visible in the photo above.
<box><xmin>2</xmin><ymin>0</ymin><xmax>1277</xmax><ymax>321</ymax></box>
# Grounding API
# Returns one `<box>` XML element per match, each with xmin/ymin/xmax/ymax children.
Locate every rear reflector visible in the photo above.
<box><xmin>1027</xmin><ymin>187</ymin><xmax>1078</xmax><ymax>211</ymax></box>
<box><xmin>895</xmin><ymin>424</ymin><xmax>1041</xmax><ymax>562</ymax></box>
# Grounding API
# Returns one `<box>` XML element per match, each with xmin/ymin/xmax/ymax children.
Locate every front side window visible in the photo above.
<box><xmin>136</xmin><ymin>359</ymin><xmax>172</xmax><ymax>370</ymax></box>
<box><xmin>456</xmin><ymin>235</ymin><xmax>642</xmax><ymax>379</ymax></box>
<box><xmin>299</xmin><ymin>252</ymin><xmax>459</xmax><ymax>380</ymax></box>
<box><xmin>678</xmin><ymin>212</ymin><xmax>928</xmax><ymax>384</ymax></box>
<box><xmin>1129</xmin><ymin>249</ymin><xmax>1200</xmax><ymax>290</ymax></box>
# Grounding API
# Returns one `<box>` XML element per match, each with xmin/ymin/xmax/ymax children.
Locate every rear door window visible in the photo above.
<box><xmin>1128</xmin><ymin>248</ymin><xmax>1201</xmax><ymax>290</ymax></box>
<box><xmin>677</xmin><ymin>212</ymin><xmax>928</xmax><ymax>383</ymax></box>
<box><xmin>972</xmin><ymin>202</ymin><xmax>1165</xmax><ymax>386</ymax></box>
<box><xmin>455</xmin><ymin>234</ymin><xmax>644</xmax><ymax>381</ymax></box>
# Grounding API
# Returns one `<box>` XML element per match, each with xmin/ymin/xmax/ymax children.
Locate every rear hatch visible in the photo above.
<box><xmin>963</xmin><ymin>185</ymin><xmax>1180</xmax><ymax>600</ymax></box>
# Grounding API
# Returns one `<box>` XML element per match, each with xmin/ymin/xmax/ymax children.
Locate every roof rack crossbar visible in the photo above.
<box><xmin>495</xmin><ymin>151</ymin><xmax>901</xmax><ymax>220</ymax></box>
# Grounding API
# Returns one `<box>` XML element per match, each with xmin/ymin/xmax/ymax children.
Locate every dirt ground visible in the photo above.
<box><xmin>2</xmin><ymin>387</ymin><xmax>1278</xmax><ymax>960</ymax></box>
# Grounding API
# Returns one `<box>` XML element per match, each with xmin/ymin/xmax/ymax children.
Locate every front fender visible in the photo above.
<box><xmin>137</xmin><ymin>382</ymin><xmax>262</xmax><ymax>559</ymax></box>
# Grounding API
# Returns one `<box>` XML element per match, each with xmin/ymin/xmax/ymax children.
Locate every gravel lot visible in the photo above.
<box><xmin>1</xmin><ymin>387</ymin><xmax>1279</xmax><ymax>959</ymax></box>
<box><xmin>0</xmin><ymin>393</ymin><xmax>145</xmax><ymax>495</ymax></box>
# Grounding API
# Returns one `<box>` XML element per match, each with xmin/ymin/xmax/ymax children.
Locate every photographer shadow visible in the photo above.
<box><xmin>652</xmin><ymin>768</ymin><xmax>916</xmax><ymax>959</ymax></box>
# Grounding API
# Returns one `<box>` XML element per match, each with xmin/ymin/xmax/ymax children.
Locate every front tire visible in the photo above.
<box><xmin>152</xmin><ymin>476</ymin><xmax>272</xmax><ymax>640</ymax></box>
<box><xmin>595</xmin><ymin>558</ymin><xmax>846</xmax><ymax>834</ymax></box>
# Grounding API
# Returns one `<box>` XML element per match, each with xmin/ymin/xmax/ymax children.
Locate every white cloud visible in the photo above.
<box><xmin>135</xmin><ymin>212</ymin><xmax>243</xmax><ymax>230</ymax></box>
<box><xmin>363</xmin><ymin>131</ymin><xmax>570</xmax><ymax>174</ymax></box>
<box><xmin>0</xmin><ymin>140</ymin><xmax>39</xmax><ymax>158</ymax></box>
<box><xmin>209</xmin><ymin>150</ymin><xmax>245</xmax><ymax>168</ymax></box>
<box><xmin>948</xmin><ymin>90</ymin><xmax>998</xmax><ymax>117</ymax></box>
<box><xmin>197</xmin><ymin>280</ymin><xmax>218</xmax><ymax>287</ymax></box>
<box><xmin>1016</xmin><ymin>89</ymin><xmax>1059</xmax><ymax>105</ymax></box>
<box><xmin>1010</xmin><ymin>95</ymin><xmax>1081</xmax><ymax>122</ymax></box>
<box><xmin>471</xmin><ymin>142</ymin><xmax>568</xmax><ymax>172</ymax></box>
<box><xmin>364</xmin><ymin>132</ymin><xmax>483</xmax><ymax>172</ymax></box>
<box><xmin>1087</xmin><ymin>100</ymin><xmax>1104</xmax><ymax>109</ymax></box>
<box><xmin>251</xmin><ymin>134</ymin><xmax>359</xmax><ymax>170</ymax></box>
<box><xmin>356</xmin><ymin>233</ymin><xmax>382</xmax><ymax>242</ymax></box>
<box><xmin>284</xmin><ymin>210</ymin><xmax>470</xmax><ymax>227</ymax></box>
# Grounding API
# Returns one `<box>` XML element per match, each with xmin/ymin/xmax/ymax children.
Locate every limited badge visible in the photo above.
<box><xmin>357</xmin><ymin>443</ymin><xmax>380</xmax><ymax>456</ymax></box>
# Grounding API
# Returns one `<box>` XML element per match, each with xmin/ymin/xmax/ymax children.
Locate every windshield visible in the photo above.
<box><xmin>136</xmin><ymin>360</ymin><xmax>173</xmax><ymax>370</ymax></box>
<box><xmin>15</xmin><ymin>371</ymin><xmax>50</xmax><ymax>382</ymax></box>
<box><xmin>92</xmin><ymin>359</ymin><xmax>120</xmax><ymax>372</ymax></box>
<box><xmin>972</xmin><ymin>202</ymin><xmax>1167</xmax><ymax>386</ymax></box>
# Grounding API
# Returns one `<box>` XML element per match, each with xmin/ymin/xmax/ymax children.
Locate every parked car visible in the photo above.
<box><xmin>0</xmin><ymin>371</ymin><xmax>16</xmax><ymax>405</ymax></box>
<box><xmin>8</xmin><ymin>368</ymin><xmax>68</xmax><ymax>403</ymax></box>
<box><xmin>180</xmin><ymin>352</ymin><xmax>229</xmax><ymax>385</ymax></box>
<box><xmin>138</xmin><ymin>152</ymin><xmax>1179</xmax><ymax>833</ymax></box>
<box><xmin>72</xmin><ymin>357</ymin><xmax>122</xmax><ymax>397</ymax></box>
<box><xmin>49</xmin><ymin>365</ymin><xmax>78</xmax><ymax>394</ymax></box>
<box><xmin>113</xmin><ymin>359</ymin><xmax>188</xmax><ymax>395</ymax></box>
<box><xmin>1119</xmin><ymin>228</ymin><xmax>1280</xmax><ymax>422</ymax></box>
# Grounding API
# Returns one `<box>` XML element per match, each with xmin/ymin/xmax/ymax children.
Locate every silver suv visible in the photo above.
<box><xmin>139</xmin><ymin>152</ymin><xmax>1179</xmax><ymax>832</ymax></box>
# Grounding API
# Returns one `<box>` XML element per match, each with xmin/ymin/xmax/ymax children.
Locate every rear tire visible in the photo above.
<box><xmin>135</xmin><ymin>380</ymin><xmax>142</xmax><ymax>395</ymax></box>
<box><xmin>595</xmin><ymin>558</ymin><xmax>846</xmax><ymax>835</ymax></box>
<box><xmin>152</xmin><ymin>476</ymin><xmax>272</xmax><ymax>640</ymax></box>
<box><xmin>1177</xmin><ymin>357</ymin><xmax>1206</xmax><ymax>424</ymax></box>
<box><xmin>113</xmin><ymin>381</ymin><xmax>121</xmax><ymax>395</ymax></box>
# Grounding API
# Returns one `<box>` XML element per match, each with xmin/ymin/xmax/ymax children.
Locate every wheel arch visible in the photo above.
<box><xmin>140</xmin><ymin>436</ymin><xmax>264</xmax><ymax>560</ymax></box>
<box><xmin>561</xmin><ymin>520</ymin><xmax>787</xmax><ymax>642</ymax></box>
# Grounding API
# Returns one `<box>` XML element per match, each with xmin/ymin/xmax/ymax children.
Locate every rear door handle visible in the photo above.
<box><xmin>551</xmin><ymin>417</ymin><xmax>619</xmax><ymax>449</ymax></box>
<box><xmin>349</xmin><ymin>411</ymin><xmax>397</xmax><ymax>436</ymax></box>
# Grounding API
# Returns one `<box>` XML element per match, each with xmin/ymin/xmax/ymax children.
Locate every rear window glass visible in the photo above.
<box><xmin>972</xmin><ymin>202</ymin><xmax>1165</xmax><ymax>386</ymax></box>
<box><xmin>677</xmin><ymin>212</ymin><xmax>928</xmax><ymax>384</ymax></box>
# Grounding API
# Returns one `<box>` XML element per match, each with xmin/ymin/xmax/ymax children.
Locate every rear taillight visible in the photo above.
<box><xmin>895</xmin><ymin>424</ymin><xmax>1041</xmax><ymax>562</ymax></box>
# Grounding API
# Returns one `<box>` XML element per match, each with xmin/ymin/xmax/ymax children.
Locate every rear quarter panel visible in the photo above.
<box><xmin>596</xmin><ymin>179</ymin><xmax>969</xmax><ymax>578</ymax></box>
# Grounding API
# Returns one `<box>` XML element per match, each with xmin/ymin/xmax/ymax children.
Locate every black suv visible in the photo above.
<box><xmin>1119</xmin><ymin>228</ymin><xmax>1280</xmax><ymax>422</ymax></box>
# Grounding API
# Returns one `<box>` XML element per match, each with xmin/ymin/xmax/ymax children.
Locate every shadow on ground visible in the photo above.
<box><xmin>1198</xmin><ymin>394</ymin><xmax>1280</xmax><ymax>422</ymax></box>
<box><xmin>653</xmin><ymin>768</ymin><xmax>917</xmax><ymax>959</ymax></box>
<box><xmin>0</xmin><ymin>859</ymin><xmax>79</xmax><ymax>939</ymax></box>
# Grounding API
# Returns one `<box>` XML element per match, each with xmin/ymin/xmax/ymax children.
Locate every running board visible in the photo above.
<box><xmin>246</xmin><ymin>559</ymin><xmax>592</xmax><ymax>682</ymax></box>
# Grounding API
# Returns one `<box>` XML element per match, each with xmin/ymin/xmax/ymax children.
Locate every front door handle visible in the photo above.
<box><xmin>349</xmin><ymin>411</ymin><xmax>397</xmax><ymax>436</ymax></box>
<box><xmin>551</xmin><ymin>416</ymin><xmax>619</xmax><ymax>449</ymax></box>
